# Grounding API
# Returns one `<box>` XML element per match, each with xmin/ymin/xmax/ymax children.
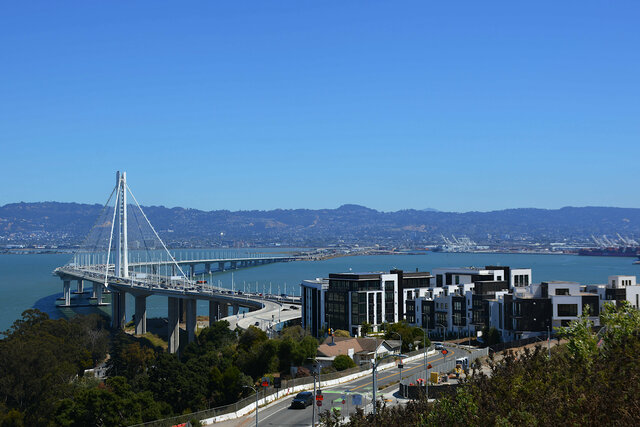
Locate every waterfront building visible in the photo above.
<box><xmin>301</xmin><ymin>266</ymin><xmax>640</xmax><ymax>345</ymax></box>
<box><xmin>300</xmin><ymin>278</ymin><xmax>328</xmax><ymax>337</ymax></box>
<box><xmin>301</xmin><ymin>269</ymin><xmax>432</xmax><ymax>336</ymax></box>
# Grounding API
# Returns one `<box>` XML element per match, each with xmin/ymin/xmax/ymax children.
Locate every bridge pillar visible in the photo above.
<box><xmin>232</xmin><ymin>304</ymin><xmax>239</xmax><ymax>315</ymax></box>
<box><xmin>134</xmin><ymin>295</ymin><xmax>147</xmax><ymax>335</ymax></box>
<box><xmin>171</xmin><ymin>265</ymin><xmax>176</xmax><ymax>276</ymax></box>
<box><xmin>186</xmin><ymin>299</ymin><xmax>197</xmax><ymax>343</ymax></box>
<box><xmin>231</xmin><ymin>261</ymin><xmax>237</xmax><ymax>269</ymax></box>
<box><xmin>209</xmin><ymin>301</ymin><xmax>219</xmax><ymax>326</ymax></box>
<box><xmin>152</xmin><ymin>265</ymin><xmax>158</xmax><ymax>275</ymax></box>
<box><xmin>62</xmin><ymin>279</ymin><xmax>71</xmax><ymax>306</ymax></box>
<box><xmin>205</xmin><ymin>263</ymin><xmax>211</xmax><ymax>274</ymax></box>
<box><xmin>111</xmin><ymin>291</ymin><xmax>126</xmax><ymax>329</ymax></box>
<box><xmin>218</xmin><ymin>261</ymin><xmax>225</xmax><ymax>272</ymax></box>
<box><xmin>92</xmin><ymin>282</ymin><xmax>104</xmax><ymax>305</ymax></box>
<box><xmin>219</xmin><ymin>303</ymin><xmax>229</xmax><ymax>318</ymax></box>
<box><xmin>168</xmin><ymin>297</ymin><xmax>180</xmax><ymax>354</ymax></box>
<box><xmin>75</xmin><ymin>279</ymin><xmax>84</xmax><ymax>294</ymax></box>
<box><xmin>189</xmin><ymin>264</ymin><xmax>195</xmax><ymax>278</ymax></box>
<box><xmin>179</xmin><ymin>299</ymin><xmax>187</xmax><ymax>323</ymax></box>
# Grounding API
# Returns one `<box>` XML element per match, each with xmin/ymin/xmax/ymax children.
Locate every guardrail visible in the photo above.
<box><xmin>129</xmin><ymin>362</ymin><xmax>376</xmax><ymax>427</ymax></box>
<box><xmin>129</xmin><ymin>347</ymin><xmax>444</xmax><ymax>427</ymax></box>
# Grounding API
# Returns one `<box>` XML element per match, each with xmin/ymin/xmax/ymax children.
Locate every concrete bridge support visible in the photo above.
<box><xmin>179</xmin><ymin>299</ymin><xmax>188</xmax><ymax>323</ymax></box>
<box><xmin>232</xmin><ymin>304</ymin><xmax>240</xmax><ymax>315</ymax></box>
<box><xmin>209</xmin><ymin>301</ymin><xmax>219</xmax><ymax>326</ymax></box>
<box><xmin>75</xmin><ymin>279</ymin><xmax>84</xmax><ymax>294</ymax></box>
<box><xmin>91</xmin><ymin>282</ymin><xmax>104</xmax><ymax>305</ymax></box>
<box><xmin>168</xmin><ymin>297</ymin><xmax>180</xmax><ymax>354</ymax></box>
<box><xmin>189</xmin><ymin>264</ymin><xmax>196</xmax><ymax>278</ymax></box>
<box><xmin>171</xmin><ymin>265</ymin><xmax>176</xmax><ymax>276</ymax></box>
<box><xmin>111</xmin><ymin>291</ymin><xmax>126</xmax><ymax>329</ymax></box>
<box><xmin>62</xmin><ymin>279</ymin><xmax>71</xmax><ymax>306</ymax></box>
<box><xmin>134</xmin><ymin>295</ymin><xmax>147</xmax><ymax>335</ymax></box>
<box><xmin>231</xmin><ymin>261</ymin><xmax>237</xmax><ymax>270</ymax></box>
<box><xmin>152</xmin><ymin>265</ymin><xmax>158</xmax><ymax>275</ymax></box>
<box><xmin>186</xmin><ymin>299</ymin><xmax>197</xmax><ymax>343</ymax></box>
<box><xmin>205</xmin><ymin>263</ymin><xmax>211</xmax><ymax>274</ymax></box>
<box><xmin>218</xmin><ymin>261</ymin><xmax>225</xmax><ymax>272</ymax></box>
<box><xmin>220</xmin><ymin>302</ymin><xmax>229</xmax><ymax>318</ymax></box>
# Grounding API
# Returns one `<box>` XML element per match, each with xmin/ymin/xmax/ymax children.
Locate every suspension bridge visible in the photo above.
<box><xmin>54</xmin><ymin>171</ymin><xmax>301</xmax><ymax>353</ymax></box>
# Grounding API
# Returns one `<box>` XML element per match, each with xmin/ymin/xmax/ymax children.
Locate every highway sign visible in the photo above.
<box><xmin>352</xmin><ymin>394</ymin><xmax>362</xmax><ymax>406</ymax></box>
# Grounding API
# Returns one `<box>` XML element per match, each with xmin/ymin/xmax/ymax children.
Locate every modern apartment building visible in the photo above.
<box><xmin>301</xmin><ymin>266</ymin><xmax>640</xmax><ymax>344</ymax></box>
<box><xmin>301</xmin><ymin>269</ymin><xmax>432</xmax><ymax>336</ymax></box>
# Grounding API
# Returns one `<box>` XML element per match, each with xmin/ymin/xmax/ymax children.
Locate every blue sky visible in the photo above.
<box><xmin>1</xmin><ymin>1</ymin><xmax>639</xmax><ymax>212</ymax></box>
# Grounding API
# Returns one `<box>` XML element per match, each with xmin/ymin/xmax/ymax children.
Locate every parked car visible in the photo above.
<box><xmin>290</xmin><ymin>391</ymin><xmax>313</xmax><ymax>409</ymax></box>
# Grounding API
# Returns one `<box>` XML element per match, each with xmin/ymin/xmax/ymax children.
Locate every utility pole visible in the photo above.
<box><xmin>242</xmin><ymin>385</ymin><xmax>259</xmax><ymax>427</ymax></box>
<box><xmin>372</xmin><ymin>353</ymin><xmax>407</xmax><ymax>415</ymax></box>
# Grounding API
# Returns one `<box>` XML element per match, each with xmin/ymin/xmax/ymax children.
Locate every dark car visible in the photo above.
<box><xmin>290</xmin><ymin>391</ymin><xmax>313</xmax><ymax>409</ymax></box>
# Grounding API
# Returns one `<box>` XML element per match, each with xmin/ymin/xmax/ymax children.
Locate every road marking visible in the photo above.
<box><xmin>349</xmin><ymin>349</ymin><xmax>456</xmax><ymax>392</ymax></box>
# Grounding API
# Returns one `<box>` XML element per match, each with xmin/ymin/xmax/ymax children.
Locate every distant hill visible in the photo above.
<box><xmin>1</xmin><ymin>202</ymin><xmax>640</xmax><ymax>247</ymax></box>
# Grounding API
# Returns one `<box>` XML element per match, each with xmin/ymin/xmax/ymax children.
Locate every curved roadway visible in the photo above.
<box><xmin>210</xmin><ymin>345</ymin><xmax>469</xmax><ymax>426</ymax></box>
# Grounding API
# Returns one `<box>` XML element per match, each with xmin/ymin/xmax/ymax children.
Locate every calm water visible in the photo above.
<box><xmin>1</xmin><ymin>251</ymin><xmax>639</xmax><ymax>331</ymax></box>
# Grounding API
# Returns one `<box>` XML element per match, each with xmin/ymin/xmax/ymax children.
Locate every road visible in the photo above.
<box><xmin>210</xmin><ymin>345</ymin><xmax>465</xmax><ymax>427</ymax></box>
<box><xmin>222</xmin><ymin>300</ymin><xmax>301</xmax><ymax>331</ymax></box>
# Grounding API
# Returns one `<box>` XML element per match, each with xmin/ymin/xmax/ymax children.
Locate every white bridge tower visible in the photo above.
<box><xmin>114</xmin><ymin>171</ymin><xmax>129</xmax><ymax>277</ymax></box>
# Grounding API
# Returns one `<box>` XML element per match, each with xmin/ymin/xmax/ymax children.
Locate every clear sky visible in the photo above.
<box><xmin>1</xmin><ymin>1</ymin><xmax>639</xmax><ymax>212</ymax></box>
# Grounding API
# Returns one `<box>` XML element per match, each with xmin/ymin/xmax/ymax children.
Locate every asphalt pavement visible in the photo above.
<box><xmin>209</xmin><ymin>345</ymin><xmax>464</xmax><ymax>427</ymax></box>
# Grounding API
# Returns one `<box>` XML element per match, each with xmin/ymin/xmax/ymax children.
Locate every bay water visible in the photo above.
<box><xmin>1</xmin><ymin>251</ymin><xmax>639</xmax><ymax>332</ymax></box>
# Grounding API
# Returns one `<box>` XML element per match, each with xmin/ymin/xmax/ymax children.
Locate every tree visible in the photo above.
<box><xmin>332</xmin><ymin>355</ymin><xmax>356</xmax><ymax>371</ymax></box>
<box><xmin>481</xmin><ymin>326</ymin><xmax>501</xmax><ymax>346</ymax></box>
<box><xmin>360</xmin><ymin>322</ymin><xmax>372</xmax><ymax>336</ymax></box>
<box><xmin>0</xmin><ymin>310</ymin><xmax>108</xmax><ymax>425</ymax></box>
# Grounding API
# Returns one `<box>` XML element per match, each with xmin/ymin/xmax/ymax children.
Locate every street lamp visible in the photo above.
<box><xmin>372</xmin><ymin>353</ymin><xmax>407</xmax><ymax>416</ymax></box>
<box><xmin>422</xmin><ymin>327</ymin><xmax>429</xmax><ymax>399</ymax></box>
<box><xmin>307</xmin><ymin>357</ymin><xmax>321</xmax><ymax>427</ymax></box>
<box><xmin>242</xmin><ymin>385</ymin><xmax>259</xmax><ymax>427</ymax></box>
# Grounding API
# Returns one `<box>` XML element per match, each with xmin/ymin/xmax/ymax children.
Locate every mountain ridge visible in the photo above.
<box><xmin>2</xmin><ymin>202</ymin><xmax>640</xmax><ymax>247</ymax></box>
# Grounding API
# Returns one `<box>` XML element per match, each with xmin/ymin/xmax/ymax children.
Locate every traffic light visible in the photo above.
<box><xmin>328</xmin><ymin>328</ymin><xmax>333</xmax><ymax>336</ymax></box>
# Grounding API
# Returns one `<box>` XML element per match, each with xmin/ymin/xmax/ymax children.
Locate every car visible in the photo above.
<box><xmin>434</xmin><ymin>342</ymin><xmax>445</xmax><ymax>351</ymax></box>
<box><xmin>290</xmin><ymin>391</ymin><xmax>313</xmax><ymax>409</ymax></box>
<box><xmin>254</xmin><ymin>321</ymin><xmax>260</xmax><ymax>326</ymax></box>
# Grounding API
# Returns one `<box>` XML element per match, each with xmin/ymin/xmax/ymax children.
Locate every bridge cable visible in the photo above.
<box><xmin>125</xmin><ymin>184</ymin><xmax>189</xmax><ymax>283</ymax></box>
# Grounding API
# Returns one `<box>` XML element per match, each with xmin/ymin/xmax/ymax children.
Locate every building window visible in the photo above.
<box><xmin>556</xmin><ymin>289</ymin><xmax>570</xmax><ymax>296</ymax></box>
<box><xmin>557</xmin><ymin>304</ymin><xmax>578</xmax><ymax>317</ymax></box>
<box><xmin>455</xmin><ymin>275</ymin><xmax>460</xmax><ymax>285</ymax></box>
